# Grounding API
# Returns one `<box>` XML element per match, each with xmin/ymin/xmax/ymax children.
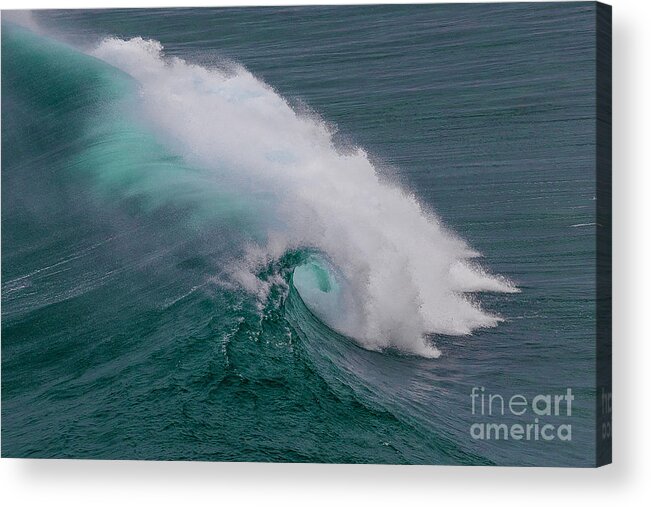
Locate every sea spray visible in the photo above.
<box><xmin>90</xmin><ymin>37</ymin><xmax>518</xmax><ymax>358</ymax></box>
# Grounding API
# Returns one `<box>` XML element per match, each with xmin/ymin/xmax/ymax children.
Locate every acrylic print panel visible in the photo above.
<box><xmin>1</xmin><ymin>2</ymin><xmax>611</xmax><ymax>467</ymax></box>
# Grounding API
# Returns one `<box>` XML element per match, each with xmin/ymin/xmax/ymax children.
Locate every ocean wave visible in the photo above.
<box><xmin>88</xmin><ymin>36</ymin><xmax>518</xmax><ymax>358</ymax></box>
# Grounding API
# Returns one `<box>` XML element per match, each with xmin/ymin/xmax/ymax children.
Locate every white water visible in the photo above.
<box><xmin>92</xmin><ymin>37</ymin><xmax>518</xmax><ymax>358</ymax></box>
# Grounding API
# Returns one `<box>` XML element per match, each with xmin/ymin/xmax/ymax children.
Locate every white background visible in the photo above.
<box><xmin>0</xmin><ymin>0</ymin><xmax>649</xmax><ymax>505</ymax></box>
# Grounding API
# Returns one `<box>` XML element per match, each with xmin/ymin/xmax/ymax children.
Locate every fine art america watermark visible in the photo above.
<box><xmin>469</xmin><ymin>387</ymin><xmax>573</xmax><ymax>442</ymax></box>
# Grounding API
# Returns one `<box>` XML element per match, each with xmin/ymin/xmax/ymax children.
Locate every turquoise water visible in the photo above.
<box><xmin>2</xmin><ymin>4</ymin><xmax>598</xmax><ymax>465</ymax></box>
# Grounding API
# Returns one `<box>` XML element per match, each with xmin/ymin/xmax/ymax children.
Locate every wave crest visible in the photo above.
<box><xmin>91</xmin><ymin>36</ymin><xmax>518</xmax><ymax>358</ymax></box>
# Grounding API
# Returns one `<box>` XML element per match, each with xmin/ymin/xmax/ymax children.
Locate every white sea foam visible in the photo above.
<box><xmin>91</xmin><ymin>37</ymin><xmax>518</xmax><ymax>358</ymax></box>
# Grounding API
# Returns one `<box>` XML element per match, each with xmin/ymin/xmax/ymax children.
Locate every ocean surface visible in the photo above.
<box><xmin>2</xmin><ymin>4</ymin><xmax>598</xmax><ymax>466</ymax></box>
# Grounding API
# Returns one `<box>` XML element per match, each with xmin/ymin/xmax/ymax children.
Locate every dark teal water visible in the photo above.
<box><xmin>2</xmin><ymin>4</ymin><xmax>598</xmax><ymax>466</ymax></box>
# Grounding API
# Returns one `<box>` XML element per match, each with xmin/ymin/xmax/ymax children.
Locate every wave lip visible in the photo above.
<box><xmin>90</xmin><ymin>36</ymin><xmax>518</xmax><ymax>358</ymax></box>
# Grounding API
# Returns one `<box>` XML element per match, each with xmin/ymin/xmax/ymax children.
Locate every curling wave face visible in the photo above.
<box><xmin>88</xmin><ymin>36</ymin><xmax>518</xmax><ymax>358</ymax></box>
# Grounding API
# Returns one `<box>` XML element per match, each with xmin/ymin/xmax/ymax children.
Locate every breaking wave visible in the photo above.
<box><xmin>89</xmin><ymin>36</ymin><xmax>517</xmax><ymax>358</ymax></box>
